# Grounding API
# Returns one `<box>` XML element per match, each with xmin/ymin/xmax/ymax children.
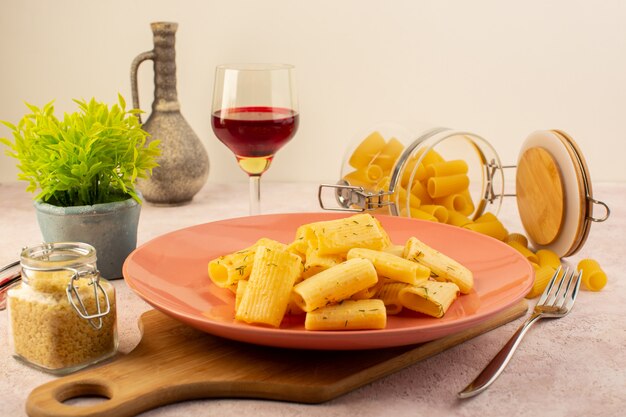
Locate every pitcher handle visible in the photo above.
<box><xmin>130</xmin><ymin>50</ymin><xmax>156</xmax><ymax>123</ymax></box>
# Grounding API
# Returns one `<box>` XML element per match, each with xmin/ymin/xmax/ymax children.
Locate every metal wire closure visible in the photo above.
<box><xmin>484</xmin><ymin>161</ymin><xmax>517</xmax><ymax>203</ymax></box>
<box><xmin>66</xmin><ymin>268</ymin><xmax>110</xmax><ymax>330</ymax></box>
<box><xmin>318</xmin><ymin>182</ymin><xmax>394</xmax><ymax>212</ymax></box>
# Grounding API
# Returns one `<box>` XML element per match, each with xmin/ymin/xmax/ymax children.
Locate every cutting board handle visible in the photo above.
<box><xmin>27</xmin><ymin>374</ymin><xmax>131</xmax><ymax>417</ymax></box>
<box><xmin>26</xmin><ymin>302</ymin><xmax>528</xmax><ymax>417</ymax></box>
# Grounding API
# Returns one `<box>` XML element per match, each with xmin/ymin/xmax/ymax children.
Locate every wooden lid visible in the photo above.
<box><xmin>516</xmin><ymin>130</ymin><xmax>594</xmax><ymax>257</ymax></box>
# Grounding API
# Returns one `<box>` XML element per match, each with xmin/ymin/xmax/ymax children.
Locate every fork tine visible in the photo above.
<box><xmin>554</xmin><ymin>269</ymin><xmax>576</xmax><ymax>309</ymax></box>
<box><xmin>537</xmin><ymin>266</ymin><xmax>562</xmax><ymax>306</ymax></box>
<box><xmin>545</xmin><ymin>267</ymin><xmax>569</xmax><ymax>306</ymax></box>
<box><xmin>562</xmin><ymin>270</ymin><xmax>583</xmax><ymax>312</ymax></box>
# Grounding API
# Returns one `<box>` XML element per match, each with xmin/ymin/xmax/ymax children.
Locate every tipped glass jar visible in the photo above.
<box><xmin>319</xmin><ymin>125</ymin><xmax>609</xmax><ymax>257</ymax></box>
<box><xmin>6</xmin><ymin>242</ymin><xmax>117</xmax><ymax>374</ymax></box>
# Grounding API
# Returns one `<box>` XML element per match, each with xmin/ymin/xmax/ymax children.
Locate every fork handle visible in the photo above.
<box><xmin>458</xmin><ymin>311</ymin><xmax>542</xmax><ymax>398</ymax></box>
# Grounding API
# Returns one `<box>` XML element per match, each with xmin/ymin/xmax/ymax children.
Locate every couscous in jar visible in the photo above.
<box><xmin>7</xmin><ymin>242</ymin><xmax>117</xmax><ymax>374</ymax></box>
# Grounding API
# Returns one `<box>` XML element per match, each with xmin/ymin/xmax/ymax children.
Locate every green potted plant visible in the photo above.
<box><xmin>1</xmin><ymin>95</ymin><xmax>160</xmax><ymax>279</ymax></box>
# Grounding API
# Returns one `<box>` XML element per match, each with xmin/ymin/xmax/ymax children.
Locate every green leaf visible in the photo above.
<box><xmin>2</xmin><ymin>95</ymin><xmax>161</xmax><ymax>206</ymax></box>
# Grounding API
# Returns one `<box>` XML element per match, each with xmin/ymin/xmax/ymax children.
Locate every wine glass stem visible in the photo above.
<box><xmin>249</xmin><ymin>175</ymin><xmax>261</xmax><ymax>215</ymax></box>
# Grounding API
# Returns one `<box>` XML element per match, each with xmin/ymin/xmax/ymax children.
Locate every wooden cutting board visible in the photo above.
<box><xmin>27</xmin><ymin>300</ymin><xmax>527</xmax><ymax>417</ymax></box>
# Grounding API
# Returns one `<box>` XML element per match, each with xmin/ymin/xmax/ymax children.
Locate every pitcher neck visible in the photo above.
<box><xmin>151</xmin><ymin>22</ymin><xmax>180</xmax><ymax>112</ymax></box>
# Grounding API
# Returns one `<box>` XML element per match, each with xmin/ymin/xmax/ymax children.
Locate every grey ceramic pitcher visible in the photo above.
<box><xmin>131</xmin><ymin>22</ymin><xmax>209</xmax><ymax>205</ymax></box>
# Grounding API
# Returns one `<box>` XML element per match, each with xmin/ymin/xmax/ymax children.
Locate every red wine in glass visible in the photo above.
<box><xmin>212</xmin><ymin>106</ymin><xmax>299</xmax><ymax>175</ymax></box>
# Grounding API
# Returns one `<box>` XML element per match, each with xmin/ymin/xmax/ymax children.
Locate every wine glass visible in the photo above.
<box><xmin>211</xmin><ymin>63</ymin><xmax>299</xmax><ymax>215</ymax></box>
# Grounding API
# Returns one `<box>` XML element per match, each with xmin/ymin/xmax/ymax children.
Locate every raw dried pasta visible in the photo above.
<box><xmin>577</xmin><ymin>259</ymin><xmax>607</xmax><ymax>291</ymax></box>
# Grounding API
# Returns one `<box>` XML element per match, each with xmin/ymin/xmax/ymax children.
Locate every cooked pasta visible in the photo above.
<box><xmin>235</xmin><ymin>246</ymin><xmax>302</xmax><ymax>327</ymax></box>
<box><xmin>398</xmin><ymin>281</ymin><xmax>460</xmax><ymax>318</ymax></box>
<box><xmin>292</xmin><ymin>258</ymin><xmax>378</xmax><ymax>312</ymax></box>
<box><xmin>347</xmin><ymin>247</ymin><xmax>430</xmax><ymax>286</ymax></box>
<box><xmin>314</xmin><ymin>213</ymin><xmax>390</xmax><ymax>256</ymax></box>
<box><xmin>403</xmin><ymin>236</ymin><xmax>473</xmax><ymax>294</ymax></box>
<box><xmin>208</xmin><ymin>238</ymin><xmax>287</xmax><ymax>288</ymax></box>
<box><xmin>375</xmin><ymin>281</ymin><xmax>409</xmax><ymax>315</ymax></box>
<box><xmin>304</xmin><ymin>299</ymin><xmax>387</xmax><ymax>330</ymax></box>
<box><xmin>209</xmin><ymin>213</ymin><xmax>476</xmax><ymax>330</ymax></box>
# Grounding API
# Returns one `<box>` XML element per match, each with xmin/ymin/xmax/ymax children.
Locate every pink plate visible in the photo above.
<box><xmin>123</xmin><ymin>213</ymin><xmax>534</xmax><ymax>350</ymax></box>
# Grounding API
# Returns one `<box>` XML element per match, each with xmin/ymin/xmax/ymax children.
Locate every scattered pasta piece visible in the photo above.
<box><xmin>536</xmin><ymin>249</ymin><xmax>561</xmax><ymax>270</ymax></box>
<box><xmin>577</xmin><ymin>259</ymin><xmax>607</xmax><ymax>291</ymax></box>
<box><xmin>526</xmin><ymin>266</ymin><xmax>556</xmax><ymax>299</ymax></box>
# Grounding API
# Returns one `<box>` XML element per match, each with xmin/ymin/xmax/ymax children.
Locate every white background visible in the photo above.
<box><xmin>1</xmin><ymin>0</ymin><xmax>625</xmax><ymax>187</ymax></box>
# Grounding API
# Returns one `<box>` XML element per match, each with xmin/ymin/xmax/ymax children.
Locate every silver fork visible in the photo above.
<box><xmin>458</xmin><ymin>266</ymin><xmax>582</xmax><ymax>398</ymax></box>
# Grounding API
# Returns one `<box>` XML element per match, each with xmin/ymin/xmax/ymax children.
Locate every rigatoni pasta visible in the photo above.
<box><xmin>235</xmin><ymin>246</ymin><xmax>302</xmax><ymax>327</ymax></box>
<box><xmin>207</xmin><ymin>213</ymin><xmax>475</xmax><ymax>331</ymax></box>
<box><xmin>304</xmin><ymin>299</ymin><xmax>387</xmax><ymax>331</ymax></box>
<box><xmin>293</xmin><ymin>258</ymin><xmax>378</xmax><ymax>312</ymax></box>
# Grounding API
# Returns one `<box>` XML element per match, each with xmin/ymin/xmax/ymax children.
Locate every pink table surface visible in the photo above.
<box><xmin>1</xmin><ymin>181</ymin><xmax>624</xmax><ymax>417</ymax></box>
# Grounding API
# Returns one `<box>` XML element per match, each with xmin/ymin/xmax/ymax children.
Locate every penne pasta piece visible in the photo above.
<box><xmin>419</xmin><ymin>149</ymin><xmax>446</xmax><ymax>166</ymax></box>
<box><xmin>365</xmin><ymin>164</ymin><xmax>385</xmax><ymax>182</ymax></box>
<box><xmin>446</xmin><ymin>210</ymin><xmax>473</xmax><ymax>227</ymax></box>
<box><xmin>304</xmin><ymin>299</ymin><xmax>387</xmax><ymax>330</ymax></box>
<box><xmin>504</xmin><ymin>232</ymin><xmax>529</xmax><ymax>248</ymax></box>
<box><xmin>418</xmin><ymin>204</ymin><xmax>449</xmax><ymax>223</ymax></box>
<box><xmin>474</xmin><ymin>212</ymin><xmax>499</xmax><ymax>224</ymax></box>
<box><xmin>375</xmin><ymin>281</ymin><xmax>410</xmax><ymax>315</ymax></box>
<box><xmin>399</xmin><ymin>281</ymin><xmax>460</xmax><ymax>318</ymax></box>
<box><xmin>433</xmin><ymin>194</ymin><xmax>468</xmax><ymax>214</ymax></box>
<box><xmin>507</xmin><ymin>241</ymin><xmax>539</xmax><ymax>264</ymax></box>
<box><xmin>235</xmin><ymin>246</ymin><xmax>303</xmax><ymax>327</ymax></box>
<box><xmin>526</xmin><ymin>266</ymin><xmax>554</xmax><ymax>299</ymax></box>
<box><xmin>400</xmin><ymin>157</ymin><xmax>418</xmax><ymax>188</ymax></box>
<box><xmin>410</xmin><ymin>179</ymin><xmax>432</xmax><ymax>205</ymax></box>
<box><xmin>347</xmin><ymin>247</ymin><xmax>430</xmax><ymax>286</ymax></box>
<box><xmin>536</xmin><ymin>249</ymin><xmax>561</xmax><ymax>270</ymax></box>
<box><xmin>395</xmin><ymin>185</ymin><xmax>422</xmax><ymax>209</ymax></box>
<box><xmin>208</xmin><ymin>238</ymin><xmax>287</xmax><ymax>288</ymax></box>
<box><xmin>371</xmin><ymin>137</ymin><xmax>404</xmax><ymax>171</ymax></box>
<box><xmin>458</xmin><ymin>189</ymin><xmax>475</xmax><ymax>216</ymax></box>
<box><xmin>577</xmin><ymin>259</ymin><xmax>607</xmax><ymax>291</ymax></box>
<box><xmin>427</xmin><ymin>174</ymin><xmax>470</xmax><ymax>199</ymax></box>
<box><xmin>403</xmin><ymin>237</ymin><xmax>473</xmax><ymax>294</ymax></box>
<box><xmin>348</xmin><ymin>131</ymin><xmax>386</xmax><ymax>169</ymax></box>
<box><xmin>425</xmin><ymin>159</ymin><xmax>469</xmax><ymax>177</ymax></box>
<box><xmin>314</xmin><ymin>213</ymin><xmax>390</xmax><ymax>256</ymax></box>
<box><xmin>400</xmin><ymin>207</ymin><xmax>438</xmax><ymax>222</ymax></box>
<box><xmin>342</xmin><ymin>169</ymin><xmax>375</xmax><ymax>189</ymax></box>
<box><xmin>293</xmin><ymin>258</ymin><xmax>378</xmax><ymax>312</ymax></box>
<box><xmin>464</xmin><ymin>220</ymin><xmax>508</xmax><ymax>241</ymax></box>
